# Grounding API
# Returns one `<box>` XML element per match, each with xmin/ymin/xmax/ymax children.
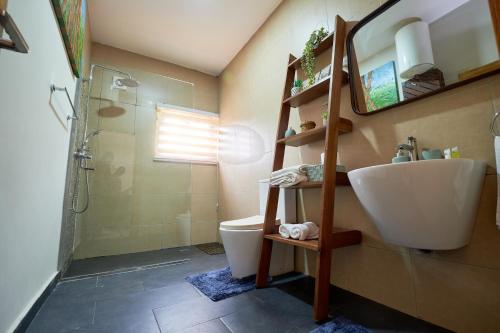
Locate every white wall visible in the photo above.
<box><xmin>430</xmin><ymin>0</ymin><xmax>499</xmax><ymax>84</ymax></box>
<box><xmin>0</xmin><ymin>1</ymin><xmax>77</xmax><ymax>332</ymax></box>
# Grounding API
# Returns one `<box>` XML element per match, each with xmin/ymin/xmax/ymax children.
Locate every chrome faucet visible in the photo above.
<box><xmin>407</xmin><ymin>136</ymin><xmax>418</xmax><ymax>161</ymax></box>
<box><xmin>397</xmin><ymin>143</ymin><xmax>414</xmax><ymax>157</ymax></box>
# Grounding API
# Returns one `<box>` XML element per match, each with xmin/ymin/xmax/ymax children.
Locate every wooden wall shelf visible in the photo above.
<box><xmin>277</xmin><ymin>121</ymin><xmax>353</xmax><ymax>147</ymax></box>
<box><xmin>283</xmin><ymin>73</ymin><xmax>349</xmax><ymax>107</ymax></box>
<box><xmin>256</xmin><ymin>17</ymin><xmax>361</xmax><ymax>322</ymax></box>
<box><xmin>270</xmin><ymin>172</ymin><xmax>350</xmax><ymax>188</ymax></box>
<box><xmin>264</xmin><ymin>228</ymin><xmax>361</xmax><ymax>252</ymax></box>
<box><xmin>288</xmin><ymin>33</ymin><xmax>335</xmax><ymax>69</ymax></box>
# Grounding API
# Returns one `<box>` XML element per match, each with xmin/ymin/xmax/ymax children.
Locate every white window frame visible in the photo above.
<box><xmin>154</xmin><ymin>103</ymin><xmax>219</xmax><ymax>165</ymax></box>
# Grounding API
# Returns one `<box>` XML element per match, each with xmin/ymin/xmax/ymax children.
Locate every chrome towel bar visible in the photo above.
<box><xmin>50</xmin><ymin>85</ymin><xmax>78</xmax><ymax>121</ymax></box>
<box><xmin>0</xmin><ymin>9</ymin><xmax>29</xmax><ymax>53</ymax></box>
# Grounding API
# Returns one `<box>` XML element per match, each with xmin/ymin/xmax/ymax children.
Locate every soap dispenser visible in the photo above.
<box><xmin>392</xmin><ymin>146</ymin><xmax>410</xmax><ymax>163</ymax></box>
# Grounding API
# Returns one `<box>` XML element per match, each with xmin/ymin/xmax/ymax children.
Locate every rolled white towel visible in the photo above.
<box><xmin>278</xmin><ymin>222</ymin><xmax>319</xmax><ymax>241</ymax></box>
<box><xmin>278</xmin><ymin>224</ymin><xmax>291</xmax><ymax>238</ymax></box>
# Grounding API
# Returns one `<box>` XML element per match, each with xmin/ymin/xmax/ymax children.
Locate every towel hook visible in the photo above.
<box><xmin>490</xmin><ymin>111</ymin><xmax>500</xmax><ymax>137</ymax></box>
<box><xmin>50</xmin><ymin>84</ymin><xmax>78</xmax><ymax>121</ymax></box>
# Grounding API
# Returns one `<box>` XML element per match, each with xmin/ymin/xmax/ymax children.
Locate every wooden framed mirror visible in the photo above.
<box><xmin>346</xmin><ymin>0</ymin><xmax>500</xmax><ymax>115</ymax></box>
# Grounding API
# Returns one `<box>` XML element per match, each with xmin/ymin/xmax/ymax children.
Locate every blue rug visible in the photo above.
<box><xmin>310</xmin><ymin>317</ymin><xmax>371</xmax><ymax>333</ymax></box>
<box><xmin>185</xmin><ymin>267</ymin><xmax>256</xmax><ymax>301</ymax></box>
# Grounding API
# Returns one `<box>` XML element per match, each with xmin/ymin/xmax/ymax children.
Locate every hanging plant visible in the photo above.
<box><xmin>301</xmin><ymin>27</ymin><xmax>328</xmax><ymax>85</ymax></box>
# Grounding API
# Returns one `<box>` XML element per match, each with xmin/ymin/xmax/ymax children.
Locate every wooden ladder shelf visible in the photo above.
<box><xmin>255</xmin><ymin>16</ymin><xmax>362</xmax><ymax>322</ymax></box>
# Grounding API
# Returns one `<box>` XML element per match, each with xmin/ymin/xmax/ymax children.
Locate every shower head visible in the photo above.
<box><xmin>115</xmin><ymin>78</ymin><xmax>140</xmax><ymax>88</ymax></box>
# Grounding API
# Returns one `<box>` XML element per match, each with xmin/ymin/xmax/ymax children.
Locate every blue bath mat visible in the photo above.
<box><xmin>310</xmin><ymin>317</ymin><xmax>371</xmax><ymax>333</ymax></box>
<box><xmin>185</xmin><ymin>267</ymin><xmax>256</xmax><ymax>301</ymax></box>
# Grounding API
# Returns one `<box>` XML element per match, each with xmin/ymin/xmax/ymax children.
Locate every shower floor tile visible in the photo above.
<box><xmin>26</xmin><ymin>247</ymin><xmax>450</xmax><ymax>333</ymax></box>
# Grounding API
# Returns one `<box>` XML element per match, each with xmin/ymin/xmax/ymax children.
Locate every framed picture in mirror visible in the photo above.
<box><xmin>346</xmin><ymin>0</ymin><xmax>500</xmax><ymax>115</ymax></box>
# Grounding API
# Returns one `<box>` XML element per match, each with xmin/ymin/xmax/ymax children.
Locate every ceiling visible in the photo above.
<box><xmin>88</xmin><ymin>0</ymin><xmax>282</xmax><ymax>76</ymax></box>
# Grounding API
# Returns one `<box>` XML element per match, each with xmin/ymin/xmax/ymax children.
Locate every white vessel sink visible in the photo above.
<box><xmin>348</xmin><ymin>159</ymin><xmax>486</xmax><ymax>250</ymax></box>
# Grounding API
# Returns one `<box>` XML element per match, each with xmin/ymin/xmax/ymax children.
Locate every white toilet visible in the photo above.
<box><xmin>219</xmin><ymin>179</ymin><xmax>296</xmax><ymax>278</ymax></box>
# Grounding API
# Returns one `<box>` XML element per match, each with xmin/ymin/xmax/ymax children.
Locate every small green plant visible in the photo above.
<box><xmin>293</xmin><ymin>79</ymin><xmax>303</xmax><ymax>88</ymax></box>
<box><xmin>301</xmin><ymin>27</ymin><xmax>328</xmax><ymax>85</ymax></box>
<box><xmin>321</xmin><ymin>111</ymin><xmax>328</xmax><ymax>120</ymax></box>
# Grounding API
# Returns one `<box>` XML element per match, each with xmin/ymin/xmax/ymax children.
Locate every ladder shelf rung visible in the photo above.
<box><xmin>264</xmin><ymin>234</ymin><xmax>319</xmax><ymax>251</ymax></box>
<box><xmin>283</xmin><ymin>73</ymin><xmax>349</xmax><ymax>107</ymax></box>
<box><xmin>264</xmin><ymin>228</ymin><xmax>361</xmax><ymax>251</ymax></box>
<box><xmin>269</xmin><ymin>172</ymin><xmax>350</xmax><ymax>188</ymax></box>
<box><xmin>276</xmin><ymin>120</ymin><xmax>352</xmax><ymax>147</ymax></box>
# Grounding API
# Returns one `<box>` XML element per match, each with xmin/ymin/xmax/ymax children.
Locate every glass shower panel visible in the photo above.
<box><xmin>74</xmin><ymin>66</ymin><xmax>195</xmax><ymax>259</ymax></box>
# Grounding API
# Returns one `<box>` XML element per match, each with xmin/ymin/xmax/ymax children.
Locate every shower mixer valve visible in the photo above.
<box><xmin>74</xmin><ymin>148</ymin><xmax>92</xmax><ymax>160</ymax></box>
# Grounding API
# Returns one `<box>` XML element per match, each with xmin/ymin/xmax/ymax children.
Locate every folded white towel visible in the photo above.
<box><xmin>270</xmin><ymin>173</ymin><xmax>308</xmax><ymax>187</ymax></box>
<box><xmin>270</xmin><ymin>164</ymin><xmax>312</xmax><ymax>187</ymax></box>
<box><xmin>271</xmin><ymin>164</ymin><xmax>312</xmax><ymax>177</ymax></box>
<box><xmin>279</xmin><ymin>222</ymin><xmax>319</xmax><ymax>241</ymax></box>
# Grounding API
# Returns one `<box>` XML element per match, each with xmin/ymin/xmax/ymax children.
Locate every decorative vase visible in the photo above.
<box><xmin>322</xmin><ymin>118</ymin><xmax>328</xmax><ymax>126</ymax></box>
<box><xmin>285</xmin><ymin>127</ymin><xmax>296</xmax><ymax>137</ymax></box>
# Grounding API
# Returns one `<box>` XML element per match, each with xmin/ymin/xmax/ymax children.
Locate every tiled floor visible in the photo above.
<box><xmin>26</xmin><ymin>246</ymin><xmax>451</xmax><ymax>333</ymax></box>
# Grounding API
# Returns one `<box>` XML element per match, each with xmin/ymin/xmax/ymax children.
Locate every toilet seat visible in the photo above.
<box><xmin>219</xmin><ymin>215</ymin><xmax>280</xmax><ymax>231</ymax></box>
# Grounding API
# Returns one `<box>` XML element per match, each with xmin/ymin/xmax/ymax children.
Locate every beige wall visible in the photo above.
<box><xmin>218</xmin><ymin>0</ymin><xmax>500</xmax><ymax>331</ymax></box>
<box><xmin>91</xmin><ymin>43</ymin><xmax>219</xmax><ymax>113</ymax></box>
<box><xmin>74</xmin><ymin>46</ymin><xmax>219</xmax><ymax>259</ymax></box>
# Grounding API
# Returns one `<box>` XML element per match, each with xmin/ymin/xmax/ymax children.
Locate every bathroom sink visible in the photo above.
<box><xmin>348</xmin><ymin>159</ymin><xmax>486</xmax><ymax>250</ymax></box>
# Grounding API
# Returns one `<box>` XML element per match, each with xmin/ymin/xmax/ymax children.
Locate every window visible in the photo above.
<box><xmin>154</xmin><ymin>105</ymin><xmax>219</xmax><ymax>164</ymax></box>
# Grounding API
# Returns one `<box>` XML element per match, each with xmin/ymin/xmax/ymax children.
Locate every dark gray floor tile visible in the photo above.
<box><xmin>220</xmin><ymin>302</ymin><xmax>301</xmax><ymax>333</ymax></box>
<box><xmin>26</xmin><ymin>297</ymin><xmax>95</xmax><ymax>333</ymax></box>
<box><xmin>336</xmin><ymin>300</ymin><xmax>451</xmax><ymax>332</ymax></box>
<box><xmin>89</xmin><ymin>311</ymin><xmax>160</xmax><ymax>333</ymax></box>
<box><xmin>94</xmin><ymin>270</ymin><xmax>145</xmax><ymax>300</ymax></box>
<box><xmin>246</xmin><ymin>288</ymin><xmax>315</xmax><ymax>327</ymax></box>
<box><xmin>285</xmin><ymin>326</ymin><xmax>316</xmax><ymax>333</ymax></box>
<box><xmin>221</xmin><ymin>289</ymin><xmax>315</xmax><ymax>333</ymax></box>
<box><xmin>154</xmin><ymin>293</ymin><xmax>256</xmax><ymax>332</ymax></box>
<box><xmin>175</xmin><ymin>319</ymin><xmax>231</xmax><ymax>333</ymax></box>
<box><xmin>93</xmin><ymin>282</ymin><xmax>201</xmax><ymax>323</ymax></box>
<box><xmin>287</xmin><ymin>319</ymin><xmax>320</xmax><ymax>333</ymax></box>
<box><xmin>142</xmin><ymin>255</ymin><xmax>228</xmax><ymax>290</ymax></box>
<box><xmin>48</xmin><ymin>277</ymin><xmax>98</xmax><ymax>305</ymax></box>
<box><xmin>29</xmin><ymin>246</ymin><xmax>450</xmax><ymax>333</ymax></box>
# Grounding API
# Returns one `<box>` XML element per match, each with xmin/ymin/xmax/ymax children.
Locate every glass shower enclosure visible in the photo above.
<box><xmin>72</xmin><ymin>65</ymin><xmax>218</xmax><ymax>259</ymax></box>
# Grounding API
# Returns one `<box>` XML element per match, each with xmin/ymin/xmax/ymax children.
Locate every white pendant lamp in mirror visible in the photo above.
<box><xmin>395</xmin><ymin>20</ymin><xmax>435</xmax><ymax>79</ymax></box>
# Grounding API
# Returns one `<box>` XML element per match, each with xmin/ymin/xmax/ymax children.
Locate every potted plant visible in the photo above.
<box><xmin>301</xmin><ymin>27</ymin><xmax>329</xmax><ymax>86</ymax></box>
<box><xmin>321</xmin><ymin>111</ymin><xmax>328</xmax><ymax>126</ymax></box>
<box><xmin>291</xmin><ymin>79</ymin><xmax>303</xmax><ymax>96</ymax></box>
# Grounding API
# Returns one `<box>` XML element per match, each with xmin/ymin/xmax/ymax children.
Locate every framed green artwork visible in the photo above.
<box><xmin>51</xmin><ymin>0</ymin><xmax>86</xmax><ymax>78</ymax></box>
<box><xmin>361</xmin><ymin>61</ymin><xmax>400</xmax><ymax>112</ymax></box>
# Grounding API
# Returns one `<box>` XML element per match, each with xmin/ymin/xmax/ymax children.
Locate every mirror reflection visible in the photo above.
<box><xmin>350</xmin><ymin>0</ymin><xmax>500</xmax><ymax>113</ymax></box>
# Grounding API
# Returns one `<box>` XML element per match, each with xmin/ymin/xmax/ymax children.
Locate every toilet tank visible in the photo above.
<box><xmin>258</xmin><ymin>179</ymin><xmax>296</xmax><ymax>223</ymax></box>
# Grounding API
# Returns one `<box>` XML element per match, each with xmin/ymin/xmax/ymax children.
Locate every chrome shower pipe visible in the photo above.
<box><xmin>71</xmin><ymin>64</ymin><xmax>134</xmax><ymax>214</ymax></box>
<box><xmin>81</xmin><ymin>64</ymin><xmax>133</xmax><ymax>141</ymax></box>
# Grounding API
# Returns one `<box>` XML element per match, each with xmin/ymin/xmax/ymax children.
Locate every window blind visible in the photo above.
<box><xmin>155</xmin><ymin>105</ymin><xmax>219</xmax><ymax>164</ymax></box>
